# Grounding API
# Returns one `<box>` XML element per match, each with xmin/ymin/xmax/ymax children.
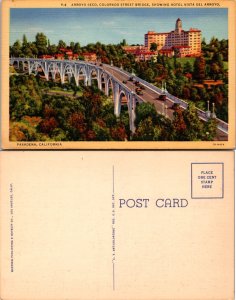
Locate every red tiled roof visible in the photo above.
<box><xmin>145</xmin><ymin>32</ymin><xmax>169</xmax><ymax>35</ymax></box>
<box><xmin>159</xmin><ymin>49</ymin><xmax>173</xmax><ymax>53</ymax></box>
<box><xmin>125</xmin><ymin>49</ymin><xmax>137</xmax><ymax>53</ymax></box>
<box><xmin>189</xmin><ymin>28</ymin><xmax>201</xmax><ymax>32</ymax></box>
<box><xmin>137</xmin><ymin>51</ymin><xmax>157</xmax><ymax>55</ymax></box>
<box><xmin>172</xmin><ymin>45</ymin><xmax>191</xmax><ymax>49</ymax></box>
<box><xmin>39</xmin><ymin>55</ymin><xmax>54</xmax><ymax>58</ymax></box>
<box><xmin>145</xmin><ymin>32</ymin><xmax>157</xmax><ymax>35</ymax></box>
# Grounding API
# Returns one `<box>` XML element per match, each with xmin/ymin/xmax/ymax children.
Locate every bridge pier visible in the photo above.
<box><xmin>59</xmin><ymin>64</ymin><xmax>65</xmax><ymax>84</ymax></box>
<box><xmin>130</xmin><ymin>95</ymin><xmax>136</xmax><ymax>133</ymax></box>
<box><xmin>44</xmin><ymin>72</ymin><xmax>49</xmax><ymax>81</ymax></box>
<box><xmin>22</xmin><ymin>61</ymin><xmax>25</xmax><ymax>71</ymax></box>
<box><xmin>114</xmin><ymin>83</ymin><xmax>120</xmax><ymax>117</ymax></box>
<box><xmin>104</xmin><ymin>80</ymin><xmax>109</xmax><ymax>96</ymax></box>
<box><xmin>97</xmin><ymin>69</ymin><xmax>102</xmax><ymax>91</ymax></box>
<box><xmin>74</xmin><ymin>66</ymin><xmax>79</xmax><ymax>87</ymax></box>
<box><xmin>87</xmin><ymin>75</ymin><xmax>92</xmax><ymax>86</ymax></box>
<box><xmin>42</xmin><ymin>62</ymin><xmax>49</xmax><ymax>80</ymax></box>
<box><xmin>61</xmin><ymin>74</ymin><xmax>65</xmax><ymax>84</ymax></box>
<box><xmin>51</xmin><ymin>70</ymin><xmax>56</xmax><ymax>81</ymax></box>
<box><xmin>126</xmin><ymin>93</ymin><xmax>136</xmax><ymax>133</ymax></box>
<box><xmin>75</xmin><ymin>77</ymin><xmax>79</xmax><ymax>87</ymax></box>
<box><xmin>67</xmin><ymin>73</ymin><xmax>72</xmax><ymax>83</ymax></box>
<box><xmin>97</xmin><ymin>76</ymin><xmax>102</xmax><ymax>91</ymax></box>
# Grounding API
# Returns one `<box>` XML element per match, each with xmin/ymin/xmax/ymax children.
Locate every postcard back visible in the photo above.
<box><xmin>0</xmin><ymin>151</ymin><xmax>234</xmax><ymax>299</ymax></box>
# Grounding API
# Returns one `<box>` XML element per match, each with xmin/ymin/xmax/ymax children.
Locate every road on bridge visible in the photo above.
<box><xmin>103</xmin><ymin>64</ymin><xmax>228</xmax><ymax>141</ymax></box>
<box><xmin>103</xmin><ymin>65</ymin><xmax>175</xmax><ymax>119</ymax></box>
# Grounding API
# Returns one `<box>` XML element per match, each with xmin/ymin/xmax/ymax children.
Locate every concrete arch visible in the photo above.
<box><xmin>64</xmin><ymin>64</ymin><xmax>75</xmax><ymax>76</ymax></box>
<box><xmin>10</xmin><ymin>59</ymin><xmax>18</xmax><ymax>66</ymax></box>
<box><xmin>118</xmin><ymin>90</ymin><xmax>127</xmax><ymax>116</ymax></box>
<box><xmin>106</xmin><ymin>76</ymin><xmax>114</xmax><ymax>97</ymax></box>
<box><xmin>87</xmin><ymin>67</ymin><xmax>99</xmax><ymax>87</ymax></box>
<box><xmin>88</xmin><ymin>67</ymin><xmax>98</xmax><ymax>78</ymax></box>
<box><xmin>11</xmin><ymin>59</ymin><xmax>22</xmax><ymax>69</ymax></box>
<box><xmin>100</xmin><ymin>71</ymin><xmax>106</xmax><ymax>82</ymax></box>
<box><xmin>119</xmin><ymin>90</ymin><xmax>127</xmax><ymax>101</ymax></box>
<box><xmin>30</xmin><ymin>62</ymin><xmax>47</xmax><ymax>78</ymax></box>
<box><xmin>22</xmin><ymin>60</ymin><xmax>29</xmax><ymax>71</ymax></box>
<box><xmin>47</xmin><ymin>62</ymin><xmax>62</xmax><ymax>81</ymax></box>
<box><xmin>77</xmin><ymin>66</ymin><xmax>87</xmax><ymax>86</ymax></box>
<box><xmin>64</xmin><ymin>64</ymin><xmax>76</xmax><ymax>83</ymax></box>
<box><xmin>78</xmin><ymin>65</ymin><xmax>86</xmax><ymax>75</ymax></box>
<box><xmin>119</xmin><ymin>89</ymin><xmax>131</xmax><ymax>112</ymax></box>
<box><xmin>100</xmin><ymin>72</ymin><xmax>108</xmax><ymax>94</ymax></box>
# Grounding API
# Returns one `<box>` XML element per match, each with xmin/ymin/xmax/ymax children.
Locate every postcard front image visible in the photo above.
<box><xmin>1</xmin><ymin>0</ymin><xmax>235</xmax><ymax>149</ymax></box>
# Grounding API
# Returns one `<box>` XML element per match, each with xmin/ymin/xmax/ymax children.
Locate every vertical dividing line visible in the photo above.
<box><xmin>112</xmin><ymin>165</ymin><xmax>115</xmax><ymax>291</ymax></box>
<box><xmin>113</xmin><ymin>261</ymin><xmax>115</xmax><ymax>291</ymax></box>
<box><xmin>113</xmin><ymin>165</ymin><xmax>115</xmax><ymax>194</ymax></box>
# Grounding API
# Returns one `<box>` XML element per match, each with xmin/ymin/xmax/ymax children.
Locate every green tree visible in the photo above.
<box><xmin>182</xmin><ymin>102</ymin><xmax>204</xmax><ymax>140</ymax></box>
<box><xmin>110</xmin><ymin>124</ymin><xmax>127</xmax><ymax>141</ymax></box>
<box><xmin>172</xmin><ymin>106</ymin><xmax>189</xmax><ymax>140</ymax></box>
<box><xmin>203</xmin><ymin>119</ymin><xmax>217</xmax><ymax>141</ymax></box>
<box><xmin>11</xmin><ymin>40</ymin><xmax>22</xmax><ymax>57</ymax></box>
<box><xmin>74</xmin><ymin>42</ymin><xmax>81</xmax><ymax>53</ymax></box>
<box><xmin>201</xmin><ymin>37</ymin><xmax>207</xmax><ymax>47</ymax></box>
<box><xmin>193</xmin><ymin>56</ymin><xmax>206</xmax><ymax>81</ymax></box>
<box><xmin>48</xmin><ymin>44</ymin><xmax>58</xmax><ymax>55</ymax></box>
<box><xmin>120</xmin><ymin>39</ymin><xmax>127</xmax><ymax>46</ymax></box>
<box><xmin>68</xmin><ymin>112</ymin><xmax>87</xmax><ymax>140</ymax></box>
<box><xmin>35</xmin><ymin>33</ymin><xmax>48</xmax><ymax>55</ymax></box>
<box><xmin>150</xmin><ymin>43</ymin><xmax>158</xmax><ymax>52</ymax></box>
<box><xmin>133</xmin><ymin>117</ymin><xmax>155</xmax><ymax>141</ymax></box>
<box><xmin>58</xmin><ymin>40</ymin><xmax>67</xmax><ymax>50</ymax></box>
<box><xmin>22</xmin><ymin>34</ymin><xmax>28</xmax><ymax>48</ymax></box>
<box><xmin>10</xmin><ymin>75</ymin><xmax>42</xmax><ymax>120</ymax></box>
<box><xmin>135</xmin><ymin>103</ymin><xmax>157</xmax><ymax>127</ymax></box>
<box><xmin>183</xmin><ymin>61</ymin><xmax>193</xmax><ymax>74</ymax></box>
<box><xmin>23</xmin><ymin>46</ymin><xmax>33</xmax><ymax>58</ymax></box>
<box><xmin>143</xmin><ymin>68</ymin><xmax>155</xmax><ymax>82</ymax></box>
<box><xmin>70</xmin><ymin>42</ymin><xmax>75</xmax><ymax>51</ymax></box>
<box><xmin>210</xmin><ymin>63</ymin><xmax>221</xmax><ymax>80</ymax></box>
<box><xmin>92</xmin><ymin>122</ymin><xmax>111</xmax><ymax>141</ymax></box>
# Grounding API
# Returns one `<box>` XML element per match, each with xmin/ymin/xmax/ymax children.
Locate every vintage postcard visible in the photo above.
<box><xmin>1</xmin><ymin>0</ymin><xmax>235</xmax><ymax>149</ymax></box>
<box><xmin>0</xmin><ymin>151</ymin><xmax>234</xmax><ymax>299</ymax></box>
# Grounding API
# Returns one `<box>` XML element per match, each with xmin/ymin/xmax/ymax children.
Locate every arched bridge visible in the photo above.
<box><xmin>10</xmin><ymin>57</ymin><xmax>228</xmax><ymax>138</ymax></box>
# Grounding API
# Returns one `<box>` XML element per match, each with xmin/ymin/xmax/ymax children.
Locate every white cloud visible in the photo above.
<box><xmin>102</xmin><ymin>20</ymin><xmax>117</xmax><ymax>26</ymax></box>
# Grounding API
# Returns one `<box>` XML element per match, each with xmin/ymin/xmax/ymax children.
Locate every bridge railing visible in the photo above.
<box><xmin>108</xmin><ymin>65</ymin><xmax>228</xmax><ymax>133</ymax></box>
<box><xmin>109</xmin><ymin>65</ymin><xmax>189</xmax><ymax>108</ymax></box>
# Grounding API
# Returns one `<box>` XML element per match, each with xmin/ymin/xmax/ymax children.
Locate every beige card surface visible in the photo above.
<box><xmin>0</xmin><ymin>151</ymin><xmax>234</xmax><ymax>299</ymax></box>
<box><xmin>1</xmin><ymin>0</ymin><xmax>236</xmax><ymax>149</ymax></box>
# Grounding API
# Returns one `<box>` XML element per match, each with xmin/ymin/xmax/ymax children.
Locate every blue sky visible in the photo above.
<box><xmin>10</xmin><ymin>8</ymin><xmax>228</xmax><ymax>46</ymax></box>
